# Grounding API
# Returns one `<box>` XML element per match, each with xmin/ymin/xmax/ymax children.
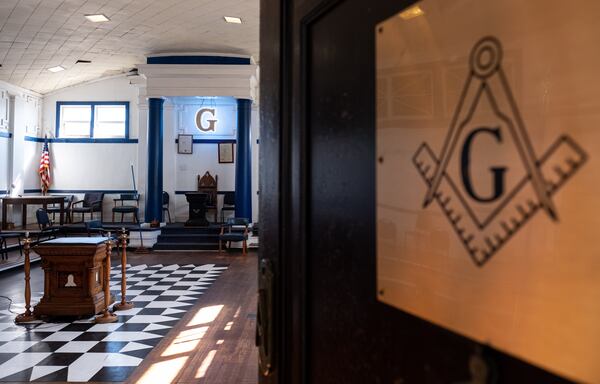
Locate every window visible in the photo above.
<box><xmin>57</xmin><ymin>102</ymin><xmax>129</xmax><ymax>139</ymax></box>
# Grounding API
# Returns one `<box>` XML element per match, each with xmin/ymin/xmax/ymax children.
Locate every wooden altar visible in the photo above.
<box><xmin>33</xmin><ymin>237</ymin><xmax>113</xmax><ymax>317</ymax></box>
<box><xmin>185</xmin><ymin>192</ymin><xmax>209</xmax><ymax>227</ymax></box>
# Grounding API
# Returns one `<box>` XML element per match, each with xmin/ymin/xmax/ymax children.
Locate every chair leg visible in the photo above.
<box><xmin>112</xmin><ymin>212</ymin><xmax>115</xmax><ymax>223</ymax></box>
<box><xmin>243</xmin><ymin>239</ymin><xmax>247</xmax><ymax>256</ymax></box>
<box><xmin>121</xmin><ymin>213</ymin><xmax>124</xmax><ymax>223</ymax></box>
<box><xmin>219</xmin><ymin>239</ymin><xmax>222</xmax><ymax>253</ymax></box>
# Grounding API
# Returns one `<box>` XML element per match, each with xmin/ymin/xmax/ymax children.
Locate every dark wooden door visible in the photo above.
<box><xmin>259</xmin><ymin>1</ymin><xmax>572</xmax><ymax>383</ymax></box>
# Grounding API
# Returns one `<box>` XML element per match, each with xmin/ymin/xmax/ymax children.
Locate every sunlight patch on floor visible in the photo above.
<box><xmin>188</xmin><ymin>304</ymin><xmax>224</xmax><ymax>326</ymax></box>
<box><xmin>136</xmin><ymin>356</ymin><xmax>189</xmax><ymax>384</ymax></box>
<box><xmin>162</xmin><ymin>326</ymin><xmax>209</xmax><ymax>357</ymax></box>
<box><xmin>195</xmin><ymin>349</ymin><xmax>217</xmax><ymax>378</ymax></box>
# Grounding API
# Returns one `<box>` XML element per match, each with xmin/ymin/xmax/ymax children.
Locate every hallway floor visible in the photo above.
<box><xmin>0</xmin><ymin>248</ymin><xmax>258</xmax><ymax>384</ymax></box>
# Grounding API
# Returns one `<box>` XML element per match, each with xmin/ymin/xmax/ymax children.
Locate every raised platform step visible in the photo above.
<box><xmin>160</xmin><ymin>224</ymin><xmax>222</xmax><ymax>235</ymax></box>
<box><xmin>152</xmin><ymin>223</ymin><xmax>223</xmax><ymax>251</ymax></box>
<box><xmin>156</xmin><ymin>233</ymin><xmax>219</xmax><ymax>243</ymax></box>
<box><xmin>153</xmin><ymin>242</ymin><xmax>220</xmax><ymax>251</ymax></box>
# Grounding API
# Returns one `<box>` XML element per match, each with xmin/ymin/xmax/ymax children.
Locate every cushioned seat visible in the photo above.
<box><xmin>111</xmin><ymin>193</ymin><xmax>139</xmax><ymax>223</ymax></box>
<box><xmin>35</xmin><ymin>208</ymin><xmax>62</xmax><ymax>241</ymax></box>
<box><xmin>72</xmin><ymin>192</ymin><xmax>104</xmax><ymax>223</ymax></box>
<box><xmin>219</xmin><ymin>232</ymin><xmax>247</xmax><ymax>242</ymax></box>
<box><xmin>219</xmin><ymin>217</ymin><xmax>249</xmax><ymax>255</ymax></box>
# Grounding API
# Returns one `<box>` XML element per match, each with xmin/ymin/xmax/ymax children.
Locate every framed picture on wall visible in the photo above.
<box><xmin>178</xmin><ymin>134</ymin><xmax>193</xmax><ymax>154</ymax></box>
<box><xmin>218</xmin><ymin>142</ymin><xmax>234</xmax><ymax>163</ymax></box>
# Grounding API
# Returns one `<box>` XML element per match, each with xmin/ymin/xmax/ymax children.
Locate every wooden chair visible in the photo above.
<box><xmin>162</xmin><ymin>191</ymin><xmax>172</xmax><ymax>223</ymax></box>
<box><xmin>198</xmin><ymin>171</ymin><xmax>218</xmax><ymax>223</ymax></box>
<box><xmin>35</xmin><ymin>208</ymin><xmax>62</xmax><ymax>241</ymax></box>
<box><xmin>47</xmin><ymin>195</ymin><xmax>74</xmax><ymax>223</ymax></box>
<box><xmin>112</xmin><ymin>193</ymin><xmax>139</xmax><ymax>223</ymax></box>
<box><xmin>0</xmin><ymin>231</ymin><xmax>23</xmax><ymax>260</ymax></box>
<box><xmin>85</xmin><ymin>219</ymin><xmax>121</xmax><ymax>256</ymax></box>
<box><xmin>72</xmin><ymin>192</ymin><xmax>104</xmax><ymax>223</ymax></box>
<box><xmin>219</xmin><ymin>217</ymin><xmax>249</xmax><ymax>256</ymax></box>
<box><xmin>220</xmin><ymin>191</ymin><xmax>235</xmax><ymax>223</ymax></box>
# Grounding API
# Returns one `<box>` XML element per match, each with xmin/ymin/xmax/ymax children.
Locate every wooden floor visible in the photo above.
<box><xmin>0</xmin><ymin>248</ymin><xmax>258</xmax><ymax>384</ymax></box>
<box><xmin>125</xmin><ymin>250</ymin><xmax>258</xmax><ymax>384</ymax></box>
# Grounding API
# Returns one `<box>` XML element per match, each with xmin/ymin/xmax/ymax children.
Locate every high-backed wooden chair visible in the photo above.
<box><xmin>198</xmin><ymin>171</ymin><xmax>218</xmax><ymax>223</ymax></box>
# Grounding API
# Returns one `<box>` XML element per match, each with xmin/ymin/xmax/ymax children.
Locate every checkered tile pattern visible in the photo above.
<box><xmin>0</xmin><ymin>263</ymin><xmax>227</xmax><ymax>382</ymax></box>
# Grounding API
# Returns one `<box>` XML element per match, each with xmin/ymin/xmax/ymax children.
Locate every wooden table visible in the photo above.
<box><xmin>33</xmin><ymin>237</ymin><xmax>112</xmax><ymax>317</ymax></box>
<box><xmin>1</xmin><ymin>195</ymin><xmax>65</xmax><ymax>230</ymax></box>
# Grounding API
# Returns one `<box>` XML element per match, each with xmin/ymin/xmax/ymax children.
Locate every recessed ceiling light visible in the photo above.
<box><xmin>84</xmin><ymin>14</ymin><xmax>110</xmax><ymax>22</ymax></box>
<box><xmin>399</xmin><ymin>5</ymin><xmax>424</xmax><ymax>20</ymax></box>
<box><xmin>224</xmin><ymin>16</ymin><xmax>242</xmax><ymax>24</ymax></box>
<box><xmin>47</xmin><ymin>65</ymin><xmax>65</xmax><ymax>73</ymax></box>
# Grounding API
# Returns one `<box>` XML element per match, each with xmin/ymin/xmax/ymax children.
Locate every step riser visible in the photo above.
<box><xmin>156</xmin><ymin>237</ymin><xmax>219</xmax><ymax>244</ymax></box>
<box><xmin>160</xmin><ymin>230</ymin><xmax>221</xmax><ymax>235</ymax></box>
<box><xmin>157</xmin><ymin>235</ymin><xmax>219</xmax><ymax>243</ymax></box>
<box><xmin>153</xmin><ymin>244</ymin><xmax>219</xmax><ymax>251</ymax></box>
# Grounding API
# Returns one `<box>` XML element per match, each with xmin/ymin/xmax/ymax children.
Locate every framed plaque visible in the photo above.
<box><xmin>376</xmin><ymin>1</ymin><xmax>598</xmax><ymax>382</ymax></box>
<box><xmin>218</xmin><ymin>142</ymin><xmax>234</xmax><ymax>163</ymax></box>
<box><xmin>177</xmin><ymin>134</ymin><xmax>193</xmax><ymax>154</ymax></box>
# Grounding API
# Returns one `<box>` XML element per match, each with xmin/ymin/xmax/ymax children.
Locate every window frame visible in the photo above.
<box><xmin>56</xmin><ymin>101</ymin><xmax>130</xmax><ymax>140</ymax></box>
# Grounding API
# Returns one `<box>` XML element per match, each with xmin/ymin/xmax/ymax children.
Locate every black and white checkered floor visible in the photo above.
<box><xmin>0</xmin><ymin>263</ymin><xmax>227</xmax><ymax>382</ymax></box>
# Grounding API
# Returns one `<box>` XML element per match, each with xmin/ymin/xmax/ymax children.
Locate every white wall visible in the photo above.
<box><xmin>0</xmin><ymin>138</ymin><xmax>9</xmax><ymax>192</ymax></box>
<box><xmin>2</xmin><ymin>69</ymin><xmax>260</xmax><ymax>226</ymax></box>
<box><xmin>42</xmin><ymin>75</ymin><xmax>139</xmax><ymax>138</ymax></box>
<box><xmin>162</xmin><ymin>97</ymin><xmax>259</xmax><ymax>223</ymax></box>
<box><xmin>166</xmin><ymin>97</ymin><xmax>238</xmax><ymax>221</ymax></box>
<box><xmin>0</xmin><ymin>81</ymin><xmax>42</xmax><ymax>225</ymax></box>
<box><xmin>35</xmin><ymin>75</ymin><xmax>139</xmax><ymax>220</ymax></box>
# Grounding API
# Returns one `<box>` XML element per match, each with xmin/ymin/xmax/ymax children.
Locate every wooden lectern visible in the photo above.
<box><xmin>33</xmin><ymin>237</ymin><xmax>114</xmax><ymax>317</ymax></box>
<box><xmin>185</xmin><ymin>192</ymin><xmax>209</xmax><ymax>226</ymax></box>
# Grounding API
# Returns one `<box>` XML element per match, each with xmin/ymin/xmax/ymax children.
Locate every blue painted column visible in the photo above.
<box><xmin>235</xmin><ymin>99</ymin><xmax>252</xmax><ymax>220</ymax></box>
<box><xmin>145</xmin><ymin>98</ymin><xmax>164</xmax><ymax>223</ymax></box>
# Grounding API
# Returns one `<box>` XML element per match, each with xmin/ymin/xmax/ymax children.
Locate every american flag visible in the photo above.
<box><xmin>39</xmin><ymin>138</ymin><xmax>51</xmax><ymax>195</ymax></box>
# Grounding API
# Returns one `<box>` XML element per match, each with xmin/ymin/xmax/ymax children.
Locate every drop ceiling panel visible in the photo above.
<box><xmin>0</xmin><ymin>0</ymin><xmax>259</xmax><ymax>94</ymax></box>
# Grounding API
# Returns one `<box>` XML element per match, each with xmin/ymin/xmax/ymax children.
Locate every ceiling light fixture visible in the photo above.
<box><xmin>84</xmin><ymin>14</ymin><xmax>110</xmax><ymax>22</ymax></box>
<box><xmin>47</xmin><ymin>65</ymin><xmax>65</xmax><ymax>73</ymax></box>
<box><xmin>224</xmin><ymin>16</ymin><xmax>242</xmax><ymax>24</ymax></box>
<box><xmin>75</xmin><ymin>59</ymin><xmax>91</xmax><ymax>64</ymax></box>
<box><xmin>399</xmin><ymin>5</ymin><xmax>424</xmax><ymax>20</ymax></box>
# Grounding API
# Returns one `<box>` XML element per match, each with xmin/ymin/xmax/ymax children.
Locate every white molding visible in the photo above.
<box><xmin>137</xmin><ymin>64</ymin><xmax>258</xmax><ymax>100</ymax></box>
<box><xmin>0</xmin><ymin>80</ymin><xmax>42</xmax><ymax>99</ymax></box>
<box><xmin>147</xmin><ymin>52</ymin><xmax>251</xmax><ymax>59</ymax></box>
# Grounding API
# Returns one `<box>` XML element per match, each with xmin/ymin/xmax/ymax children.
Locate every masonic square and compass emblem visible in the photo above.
<box><xmin>412</xmin><ymin>36</ymin><xmax>588</xmax><ymax>267</ymax></box>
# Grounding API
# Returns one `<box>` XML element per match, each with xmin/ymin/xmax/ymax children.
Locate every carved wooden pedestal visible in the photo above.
<box><xmin>185</xmin><ymin>192</ymin><xmax>209</xmax><ymax>226</ymax></box>
<box><xmin>33</xmin><ymin>237</ymin><xmax>114</xmax><ymax>317</ymax></box>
